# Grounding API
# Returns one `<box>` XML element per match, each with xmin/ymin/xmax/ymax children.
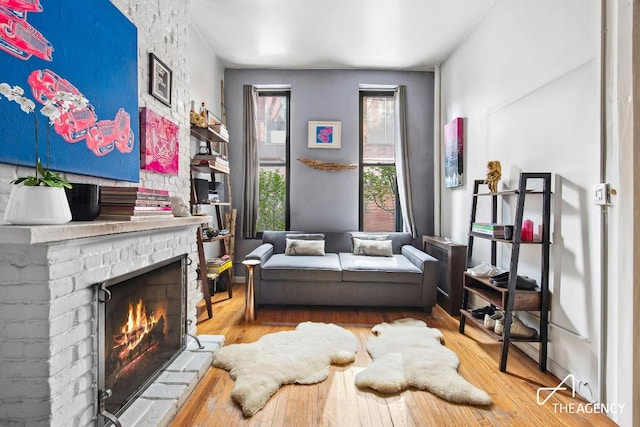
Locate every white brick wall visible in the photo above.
<box><xmin>0</xmin><ymin>225</ymin><xmax>200</xmax><ymax>426</ymax></box>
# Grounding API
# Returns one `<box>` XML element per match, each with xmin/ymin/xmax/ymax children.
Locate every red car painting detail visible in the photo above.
<box><xmin>0</xmin><ymin>6</ymin><xmax>52</xmax><ymax>61</ymax></box>
<box><xmin>53</xmin><ymin>107</ymin><xmax>98</xmax><ymax>143</ymax></box>
<box><xmin>28</xmin><ymin>69</ymin><xmax>80</xmax><ymax>104</ymax></box>
<box><xmin>0</xmin><ymin>0</ymin><xmax>42</xmax><ymax>13</ymax></box>
<box><xmin>86</xmin><ymin>109</ymin><xmax>133</xmax><ymax>156</ymax></box>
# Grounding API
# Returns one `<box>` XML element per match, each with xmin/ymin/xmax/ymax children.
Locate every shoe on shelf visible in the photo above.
<box><xmin>494</xmin><ymin>316</ymin><xmax>504</xmax><ymax>335</ymax></box>
<box><xmin>493</xmin><ymin>314</ymin><xmax>538</xmax><ymax>338</ymax></box>
<box><xmin>466</xmin><ymin>262</ymin><xmax>504</xmax><ymax>278</ymax></box>
<box><xmin>510</xmin><ymin>316</ymin><xmax>538</xmax><ymax>338</ymax></box>
<box><xmin>471</xmin><ymin>305</ymin><xmax>495</xmax><ymax>319</ymax></box>
<box><xmin>484</xmin><ymin>311</ymin><xmax>504</xmax><ymax>329</ymax></box>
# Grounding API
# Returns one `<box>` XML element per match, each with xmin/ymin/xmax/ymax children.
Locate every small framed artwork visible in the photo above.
<box><xmin>308</xmin><ymin>121</ymin><xmax>341</xmax><ymax>149</ymax></box>
<box><xmin>444</xmin><ymin>117</ymin><xmax>464</xmax><ymax>188</ymax></box>
<box><xmin>149</xmin><ymin>53</ymin><xmax>172</xmax><ymax>107</ymax></box>
<box><xmin>140</xmin><ymin>107</ymin><xmax>179</xmax><ymax>175</ymax></box>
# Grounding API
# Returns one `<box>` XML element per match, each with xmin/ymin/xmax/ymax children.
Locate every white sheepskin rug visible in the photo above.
<box><xmin>355</xmin><ymin>318</ymin><xmax>492</xmax><ymax>406</ymax></box>
<box><xmin>212</xmin><ymin>321</ymin><xmax>358</xmax><ymax>416</ymax></box>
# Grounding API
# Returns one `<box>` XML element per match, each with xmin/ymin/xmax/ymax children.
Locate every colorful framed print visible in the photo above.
<box><xmin>0</xmin><ymin>0</ymin><xmax>139</xmax><ymax>182</ymax></box>
<box><xmin>140</xmin><ymin>107</ymin><xmax>179</xmax><ymax>175</ymax></box>
<box><xmin>308</xmin><ymin>121</ymin><xmax>341</xmax><ymax>149</ymax></box>
<box><xmin>149</xmin><ymin>53</ymin><xmax>172</xmax><ymax>107</ymax></box>
<box><xmin>444</xmin><ymin>117</ymin><xmax>464</xmax><ymax>188</ymax></box>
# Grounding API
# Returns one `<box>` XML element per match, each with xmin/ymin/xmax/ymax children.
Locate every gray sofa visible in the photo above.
<box><xmin>244</xmin><ymin>231</ymin><xmax>438</xmax><ymax>311</ymax></box>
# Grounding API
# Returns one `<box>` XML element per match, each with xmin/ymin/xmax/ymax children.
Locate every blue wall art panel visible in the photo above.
<box><xmin>0</xmin><ymin>0</ymin><xmax>139</xmax><ymax>182</ymax></box>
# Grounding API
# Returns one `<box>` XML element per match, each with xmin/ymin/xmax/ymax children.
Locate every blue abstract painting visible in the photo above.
<box><xmin>0</xmin><ymin>0</ymin><xmax>139</xmax><ymax>182</ymax></box>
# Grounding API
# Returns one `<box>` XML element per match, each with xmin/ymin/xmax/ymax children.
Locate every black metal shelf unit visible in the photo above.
<box><xmin>459</xmin><ymin>172</ymin><xmax>552</xmax><ymax>372</ymax></box>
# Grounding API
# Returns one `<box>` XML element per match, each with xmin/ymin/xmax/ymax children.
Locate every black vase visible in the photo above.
<box><xmin>65</xmin><ymin>184</ymin><xmax>101</xmax><ymax>221</ymax></box>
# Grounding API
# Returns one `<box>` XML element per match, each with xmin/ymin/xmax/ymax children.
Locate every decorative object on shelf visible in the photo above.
<box><xmin>1</xmin><ymin>83</ymin><xmax>72</xmax><ymax>225</ymax></box>
<box><xmin>189</xmin><ymin>100</ymin><xmax>206</xmax><ymax>128</ymax></box>
<box><xmin>484</xmin><ymin>160</ymin><xmax>502</xmax><ymax>193</ymax></box>
<box><xmin>444</xmin><ymin>117</ymin><xmax>464</xmax><ymax>188</ymax></box>
<box><xmin>0</xmin><ymin>0</ymin><xmax>139</xmax><ymax>182</ymax></box>
<box><xmin>140</xmin><ymin>107</ymin><xmax>179</xmax><ymax>175</ymax></box>
<box><xmin>170</xmin><ymin>196</ymin><xmax>190</xmax><ymax>217</ymax></box>
<box><xmin>308</xmin><ymin>121</ymin><xmax>341</xmax><ymax>149</ymax></box>
<box><xmin>149</xmin><ymin>53</ymin><xmax>172</xmax><ymax>107</ymax></box>
<box><xmin>65</xmin><ymin>183</ymin><xmax>101</xmax><ymax>221</ymax></box>
<box><xmin>4</xmin><ymin>184</ymin><xmax>72</xmax><ymax>225</ymax></box>
<box><xmin>297</xmin><ymin>157</ymin><xmax>356</xmax><ymax>171</ymax></box>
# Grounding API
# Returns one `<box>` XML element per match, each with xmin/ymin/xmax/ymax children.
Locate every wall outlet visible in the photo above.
<box><xmin>593</xmin><ymin>183</ymin><xmax>610</xmax><ymax>205</ymax></box>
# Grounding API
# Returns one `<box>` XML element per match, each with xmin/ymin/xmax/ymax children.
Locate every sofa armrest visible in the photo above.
<box><xmin>246</xmin><ymin>243</ymin><xmax>274</xmax><ymax>265</ymax></box>
<box><xmin>402</xmin><ymin>245</ymin><xmax>437</xmax><ymax>271</ymax></box>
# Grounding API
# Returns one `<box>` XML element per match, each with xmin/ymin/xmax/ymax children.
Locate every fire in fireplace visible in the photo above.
<box><xmin>97</xmin><ymin>254</ymin><xmax>187</xmax><ymax>423</ymax></box>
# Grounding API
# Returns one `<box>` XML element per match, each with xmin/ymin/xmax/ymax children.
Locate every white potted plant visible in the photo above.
<box><xmin>1</xmin><ymin>83</ymin><xmax>84</xmax><ymax>225</ymax></box>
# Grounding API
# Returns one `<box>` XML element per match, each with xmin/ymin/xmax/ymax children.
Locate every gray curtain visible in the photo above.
<box><xmin>394</xmin><ymin>85</ymin><xmax>418</xmax><ymax>238</ymax></box>
<box><xmin>241</xmin><ymin>85</ymin><xmax>259</xmax><ymax>238</ymax></box>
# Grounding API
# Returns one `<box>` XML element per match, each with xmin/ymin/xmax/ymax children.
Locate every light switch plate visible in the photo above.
<box><xmin>593</xmin><ymin>183</ymin><xmax>609</xmax><ymax>205</ymax></box>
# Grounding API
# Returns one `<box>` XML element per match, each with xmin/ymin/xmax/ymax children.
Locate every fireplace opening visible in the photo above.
<box><xmin>97</xmin><ymin>254</ymin><xmax>187</xmax><ymax>422</ymax></box>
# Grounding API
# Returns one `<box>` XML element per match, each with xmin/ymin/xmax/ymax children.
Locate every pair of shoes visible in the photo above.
<box><xmin>484</xmin><ymin>310</ymin><xmax>504</xmax><ymax>329</ymax></box>
<box><xmin>471</xmin><ymin>305</ymin><xmax>495</xmax><ymax>319</ymax></box>
<box><xmin>493</xmin><ymin>313</ymin><xmax>538</xmax><ymax>337</ymax></box>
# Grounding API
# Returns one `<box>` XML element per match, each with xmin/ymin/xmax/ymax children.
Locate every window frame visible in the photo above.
<box><xmin>359</xmin><ymin>90</ymin><xmax>401</xmax><ymax>232</ymax></box>
<box><xmin>255</xmin><ymin>90</ymin><xmax>291</xmax><ymax>237</ymax></box>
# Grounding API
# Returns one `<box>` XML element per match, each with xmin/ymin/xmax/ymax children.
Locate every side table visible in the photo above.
<box><xmin>422</xmin><ymin>236</ymin><xmax>467</xmax><ymax>316</ymax></box>
<box><xmin>242</xmin><ymin>259</ymin><xmax>260</xmax><ymax>321</ymax></box>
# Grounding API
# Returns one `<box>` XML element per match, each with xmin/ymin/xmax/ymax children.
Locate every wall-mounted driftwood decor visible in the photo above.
<box><xmin>297</xmin><ymin>157</ymin><xmax>357</xmax><ymax>171</ymax></box>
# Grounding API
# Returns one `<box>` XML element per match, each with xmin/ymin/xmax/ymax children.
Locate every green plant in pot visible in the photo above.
<box><xmin>1</xmin><ymin>83</ymin><xmax>83</xmax><ymax>225</ymax></box>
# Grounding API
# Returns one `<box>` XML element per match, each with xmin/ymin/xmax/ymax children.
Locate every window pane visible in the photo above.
<box><xmin>257</xmin><ymin>95</ymin><xmax>287</xmax><ymax>163</ymax></box>
<box><xmin>363</xmin><ymin>96</ymin><xmax>395</xmax><ymax>163</ymax></box>
<box><xmin>257</xmin><ymin>166</ymin><xmax>286</xmax><ymax>231</ymax></box>
<box><xmin>256</xmin><ymin>93</ymin><xmax>288</xmax><ymax>232</ymax></box>
<box><xmin>362</xmin><ymin>165</ymin><xmax>397</xmax><ymax>232</ymax></box>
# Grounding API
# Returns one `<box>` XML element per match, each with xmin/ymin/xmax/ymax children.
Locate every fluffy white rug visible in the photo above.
<box><xmin>212</xmin><ymin>321</ymin><xmax>358</xmax><ymax>416</ymax></box>
<box><xmin>355</xmin><ymin>318</ymin><xmax>492</xmax><ymax>406</ymax></box>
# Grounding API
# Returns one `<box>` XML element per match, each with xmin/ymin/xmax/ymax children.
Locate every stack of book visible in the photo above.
<box><xmin>191</xmin><ymin>154</ymin><xmax>230</xmax><ymax>173</ymax></box>
<box><xmin>206</xmin><ymin>256</ymin><xmax>232</xmax><ymax>275</ymax></box>
<box><xmin>471</xmin><ymin>223</ymin><xmax>510</xmax><ymax>239</ymax></box>
<box><xmin>99</xmin><ymin>187</ymin><xmax>174</xmax><ymax>221</ymax></box>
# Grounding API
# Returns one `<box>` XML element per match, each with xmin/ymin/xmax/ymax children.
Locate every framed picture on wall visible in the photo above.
<box><xmin>308</xmin><ymin>121</ymin><xmax>341</xmax><ymax>149</ymax></box>
<box><xmin>444</xmin><ymin>117</ymin><xmax>464</xmax><ymax>188</ymax></box>
<box><xmin>149</xmin><ymin>53</ymin><xmax>172</xmax><ymax>107</ymax></box>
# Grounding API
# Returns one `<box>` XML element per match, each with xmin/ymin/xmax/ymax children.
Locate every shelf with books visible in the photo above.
<box><xmin>190</xmin><ymin>124</ymin><xmax>229</xmax><ymax>144</ymax></box>
<box><xmin>190</xmin><ymin>118</ymin><xmax>236</xmax><ymax>320</ymax></box>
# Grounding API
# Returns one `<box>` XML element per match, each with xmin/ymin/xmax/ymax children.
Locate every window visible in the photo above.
<box><xmin>256</xmin><ymin>91</ymin><xmax>290</xmax><ymax>232</ymax></box>
<box><xmin>360</xmin><ymin>92</ymin><xmax>400</xmax><ymax>232</ymax></box>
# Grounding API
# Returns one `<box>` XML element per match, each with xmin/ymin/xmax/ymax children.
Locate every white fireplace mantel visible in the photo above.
<box><xmin>0</xmin><ymin>216</ymin><xmax>211</xmax><ymax>245</ymax></box>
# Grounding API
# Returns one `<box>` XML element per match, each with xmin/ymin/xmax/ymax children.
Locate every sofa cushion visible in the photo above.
<box><xmin>352</xmin><ymin>237</ymin><xmax>393</xmax><ymax>257</ymax></box>
<box><xmin>285</xmin><ymin>238</ymin><xmax>325</xmax><ymax>256</ymax></box>
<box><xmin>339</xmin><ymin>253</ymin><xmax>422</xmax><ymax>284</ymax></box>
<box><xmin>262</xmin><ymin>253</ymin><xmax>342</xmax><ymax>281</ymax></box>
<box><xmin>286</xmin><ymin>233</ymin><xmax>325</xmax><ymax>240</ymax></box>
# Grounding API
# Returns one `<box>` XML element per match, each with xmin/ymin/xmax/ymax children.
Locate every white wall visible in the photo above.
<box><xmin>440</xmin><ymin>0</ymin><xmax>612</xmax><ymax>414</ymax></box>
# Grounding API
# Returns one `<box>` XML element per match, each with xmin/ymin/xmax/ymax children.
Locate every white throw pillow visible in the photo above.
<box><xmin>285</xmin><ymin>238</ymin><xmax>325</xmax><ymax>256</ymax></box>
<box><xmin>352</xmin><ymin>237</ymin><xmax>393</xmax><ymax>257</ymax></box>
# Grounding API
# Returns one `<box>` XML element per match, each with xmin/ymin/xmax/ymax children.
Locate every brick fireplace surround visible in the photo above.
<box><xmin>0</xmin><ymin>218</ymin><xmax>223</xmax><ymax>426</ymax></box>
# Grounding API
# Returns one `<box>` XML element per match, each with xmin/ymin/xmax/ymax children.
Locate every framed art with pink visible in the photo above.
<box><xmin>140</xmin><ymin>107</ymin><xmax>179</xmax><ymax>175</ymax></box>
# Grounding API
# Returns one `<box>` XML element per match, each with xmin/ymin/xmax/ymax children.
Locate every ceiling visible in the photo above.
<box><xmin>190</xmin><ymin>0</ymin><xmax>495</xmax><ymax>70</ymax></box>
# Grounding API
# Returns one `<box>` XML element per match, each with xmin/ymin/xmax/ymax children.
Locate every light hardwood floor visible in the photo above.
<box><xmin>171</xmin><ymin>283</ymin><xmax>618</xmax><ymax>427</ymax></box>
